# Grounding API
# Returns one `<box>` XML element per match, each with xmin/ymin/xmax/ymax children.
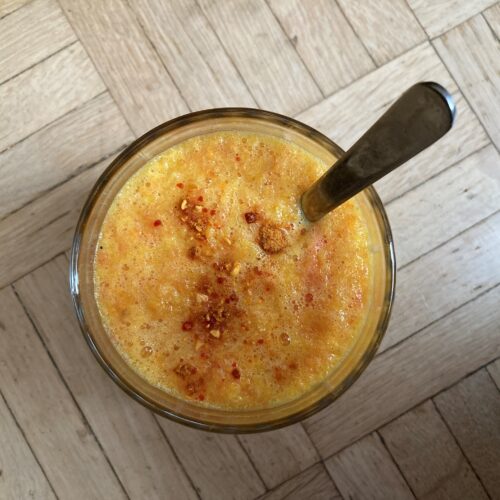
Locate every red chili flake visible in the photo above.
<box><xmin>198</xmin><ymin>196</ymin><xmax>204</xmax><ymax>202</ymax></box>
<box><xmin>182</xmin><ymin>321</ymin><xmax>193</xmax><ymax>331</ymax></box>
<box><xmin>300</xmin><ymin>228</ymin><xmax>307</xmax><ymax>235</ymax></box>
<box><xmin>198</xmin><ymin>394</ymin><xmax>205</xmax><ymax>401</ymax></box>
<box><xmin>202</xmin><ymin>207</ymin><xmax>208</xmax><ymax>213</ymax></box>
<box><xmin>232</xmin><ymin>361</ymin><xmax>237</xmax><ymax>368</ymax></box>
<box><xmin>289</xmin><ymin>362</ymin><xmax>298</xmax><ymax>370</ymax></box>
<box><xmin>305</xmin><ymin>293</ymin><xmax>314</xmax><ymax>303</ymax></box>
<box><xmin>244</xmin><ymin>212</ymin><xmax>257</xmax><ymax>224</ymax></box>
<box><xmin>216</xmin><ymin>277</ymin><xmax>225</xmax><ymax>284</ymax></box>
<box><xmin>153</xmin><ymin>219</ymin><xmax>162</xmax><ymax>227</ymax></box>
<box><xmin>200</xmin><ymin>352</ymin><xmax>209</xmax><ymax>359</ymax></box>
<box><xmin>257</xmin><ymin>338</ymin><xmax>264</xmax><ymax>345</ymax></box>
<box><xmin>235</xmin><ymin>154</ymin><xmax>240</xmax><ymax>162</ymax></box>
<box><xmin>176</xmin><ymin>182</ymin><xmax>184</xmax><ymax>189</ymax></box>
<box><xmin>210</xmin><ymin>209</ymin><xmax>216</xmax><ymax>216</ymax></box>
<box><xmin>231</xmin><ymin>368</ymin><xmax>241</xmax><ymax>379</ymax></box>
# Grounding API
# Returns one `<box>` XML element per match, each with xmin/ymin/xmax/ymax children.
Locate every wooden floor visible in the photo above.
<box><xmin>1</xmin><ymin>0</ymin><xmax>499</xmax><ymax>499</ymax></box>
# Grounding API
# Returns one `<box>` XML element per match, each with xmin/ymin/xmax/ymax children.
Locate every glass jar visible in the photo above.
<box><xmin>70</xmin><ymin>108</ymin><xmax>395</xmax><ymax>433</ymax></box>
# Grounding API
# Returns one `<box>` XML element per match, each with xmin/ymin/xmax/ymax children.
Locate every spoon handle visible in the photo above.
<box><xmin>301</xmin><ymin>82</ymin><xmax>456</xmax><ymax>222</ymax></box>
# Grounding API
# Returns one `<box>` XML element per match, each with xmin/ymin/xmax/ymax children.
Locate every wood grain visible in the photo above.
<box><xmin>0</xmin><ymin>0</ymin><xmax>31</xmax><ymax>17</ymax></box>
<box><xmin>268</xmin><ymin>0</ymin><xmax>374</xmax><ymax>95</ymax></box>
<box><xmin>0</xmin><ymin>2</ymin><xmax>499</xmax><ymax>496</ymax></box>
<box><xmin>0</xmin><ymin>287</ymin><xmax>125</xmax><ymax>499</ymax></box>
<box><xmin>381</xmin><ymin>208</ymin><xmax>500</xmax><ymax>352</ymax></box>
<box><xmin>158</xmin><ymin>418</ymin><xmax>265</xmax><ymax>500</ymax></box>
<box><xmin>0</xmin><ymin>392</ymin><xmax>56</xmax><ymax>500</ymax></box>
<box><xmin>380</xmin><ymin>400</ymin><xmax>488</xmax><ymax>499</ymax></box>
<box><xmin>434</xmin><ymin>14</ymin><xmax>500</xmax><ymax>150</ymax></box>
<box><xmin>304</xmin><ymin>282</ymin><xmax>500</xmax><ymax>458</ymax></box>
<box><xmin>59</xmin><ymin>0</ymin><xmax>188</xmax><ymax>136</ymax></box>
<box><xmin>297</xmin><ymin>42</ymin><xmax>489</xmax><ymax>204</ymax></box>
<box><xmin>0</xmin><ymin>92</ymin><xmax>132</xmax><ymax>218</ymax></box>
<box><xmin>0</xmin><ymin>0</ymin><xmax>76</xmax><ymax>84</ymax></box>
<box><xmin>14</xmin><ymin>256</ymin><xmax>198</xmax><ymax>500</ymax></box>
<box><xmin>0</xmin><ymin>156</ymin><xmax>112</xmax><ymax>288</ymax></box>
<box><xmin>484</xmin><ymin>3</ymin><xmax>500</xmax><ymax>35</ymax></box>
<box><xmin>131</xmin><ymin>0</ymin><xmax>255</xmax><ymax>109</ymax></box>
<box><xmin>434</xmin><ymin>369</ymin><xmax>500</xmax><ymax>498</ymax></box>
<box><xmin>387</xmin><ymin>144</ymin><xmax>500</xmax><ymax>267</ymax></box>
<box><xmin>239</xmin><ymin>424</ymin><xmax>319</xmax><ymax>488</ymax></box>
<box><xmin>325</xmin><ymin>433</ymin><xmax>413</xmax><ymax>500</ymax></box>
<box><xmin>260</xmin><ymin>463</ymin><xmax>340</xmax><ymax>500</ymax></box>
<box><xmin>487</xmin><ymin>358</ymin><xmax>500</xmax><ymax>390</ymax></box>
<box><xmin>198</xmin><ymin>0</ymin><xmax>322</xmax><ymax>115</ymax></box>
<box><xmin>0</xmin><ymin>42</ymin><xmax>105</xmax><ymax>153</ymax></box>
<box><xmin>337</xmin><ymin>0</ymin><xmax>426</xmax><ymax>65</ymax></box>
<box><xmin>408</xmin><ymin>0</ymin><xmax>497</xmax><ymax>37</ymax></box>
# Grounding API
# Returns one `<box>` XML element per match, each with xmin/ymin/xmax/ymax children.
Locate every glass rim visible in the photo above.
<box><xmin>70</xmin><ymin>107</ymin><xmax>396</xmax><ymax>433</ymax></box>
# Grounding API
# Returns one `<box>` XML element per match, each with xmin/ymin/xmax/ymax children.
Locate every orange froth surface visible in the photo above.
<box><xmin>94</xmin><ymin>132</ymin><xmax>371</xmax><ymax>409</ymax></box>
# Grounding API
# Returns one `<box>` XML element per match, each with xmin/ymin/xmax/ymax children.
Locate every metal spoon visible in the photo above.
<box><xmin>301</xmin><ymin>82</ymin><xmax>456</xmax><ymax>222</ymax></box>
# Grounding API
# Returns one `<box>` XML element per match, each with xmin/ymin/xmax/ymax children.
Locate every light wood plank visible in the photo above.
<box><xmin>0</xmin><ymin>0</ymin><xmax>31</xmax><ymax>17</ymax></box>
<box><xmin>268</xmin><ymin>0</ymin><xmax>374</xmax><ymax>95</ymax></box>
<box><xmin>408</xmin><ymin>0</ymin><xmax>496</xmax><ymax>38</ymax></box>
<box><xmin>382</xmin><ymin>208</ymin><xmax>500</xmax><ymax>352</ymax></box>
<box><xmin>0</xmin><ymin>0</ymin><xmax>76</xmax><ymax>84</ymax></box>
<box><xmin>325</xmin><ymin>433</ymin><xmax>413</xmax><ymax>500</ymax></box>
<box><xmin>297</xmin><ymin>43</ymin><xmax>489</xmax><ymax>204</ymax></box>
<box><xmin>434</xmin><ymin>14</ymin><xmax>500</xmax><ymax>150</ymax></box>
<box><xmin>0</xmin><ymin>42</ymin><xmax>105</xmax><ymax>153</ymax></box>
<box><xmin>434</xmin><ymin>369</ymin><xmax>500</xmax><ymax>498</ymax></box>
<box><xmin>260</xmin><ymin>463</ymin><xmax>340</xmax><ymax>500</ymax></box>
<box><xmin>198</xmin><ymin>0</ymin><xmax>322</xmax><ymax>115</ymax></box>
<box><xmin>387</xmin><ymin>144</ymin><xmax>500</xmax><ymax>268</ymax></box>
<box><xmin>0</xmin><ymin>156</ymin><xmax>112</xmax><ymax>288</ymax></box>
<box><xmin>59</xmin><ymin>0</ymin><xmax>188</xmax><ymax>135</ymax></box>
<box><xmin>23</xmin><ymin>250</ymin><xmax>278</xmax><ymax>500</ymax></box>
<box><xmin>380</xmin><ymin>400</ymin><xmax>488</xmax><ymax>499</ymax></box>
<box><xmin>303</xmin><ymin>282</ymin><xmax>500</xmax><ymax>458</ymax></box>
<box><xmin>337</xmin><ymin>0</ymin><xmax>426</xmax><ymax>65</ymax></box>
<box><xmin>238</xmin><ymin>424</ymin><xmax>319</xmax><ymax>488</ymax></box>
<box><xmin>0</xmin><ymin>92</ymin><xmax>133</xmax><ymax>218</ymax></box>
<box><xmin>131</xmin><ymin>0</ymin><xmax>255</xmax><ymax>109</ymax></box>
<box><xmin>484</xmin><ymin>3</ymin><xmax>500</xmax><ymax>36</ymax></box>
<box><xmin>487</xmin><ymin>358</ymin><xmax>500</xmax><ymax>390</ymax></box>
<box><xmin>14</xmin><ymin>256</ymin><xmax>198</xmax><ymax>500</ymax></box>
<box><xmin>158</xmin><ymin>419</ymin><xmax>265</xmax><ymax>500</ymax></box>
<box><xmin>0</xmin><ymin>392</ymin><xmax>56</xmax><ymax>500</ymax></box>
<box><xmin>0</xmin><ymin>287</ymin><xmax>125</xmax><ymax>499</ymax></box>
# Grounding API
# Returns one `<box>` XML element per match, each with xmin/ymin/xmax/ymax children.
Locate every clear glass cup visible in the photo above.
<box><xmin>70</xmin><ymin>109</ymin><xmax>395</xmax><ymax>433</ymax></box>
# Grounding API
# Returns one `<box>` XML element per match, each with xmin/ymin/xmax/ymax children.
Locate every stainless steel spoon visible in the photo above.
<box><xmin>301</xmin><ymin>82</ymin><xmax>456</xmax><ymax>222</ymax></box>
